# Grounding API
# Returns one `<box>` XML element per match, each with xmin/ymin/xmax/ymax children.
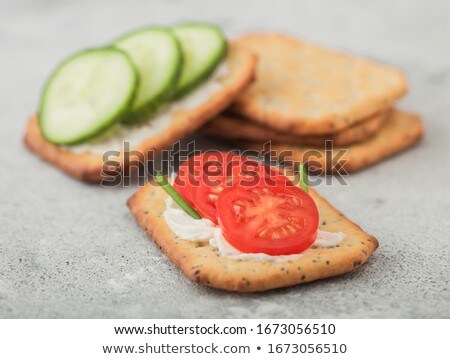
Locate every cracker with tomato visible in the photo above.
<box><xmin>128</xmin><ymin>153</ymin><xmax>378</xmax><ymax>292</ymax></box>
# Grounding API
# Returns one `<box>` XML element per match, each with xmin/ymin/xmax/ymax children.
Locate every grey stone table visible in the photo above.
<box><xmin>1</xmin><ymin>0</ymin><xmax>449</xmax><ymax>318</ymax></box>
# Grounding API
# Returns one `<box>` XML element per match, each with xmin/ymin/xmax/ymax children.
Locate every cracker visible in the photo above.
<box><xmin>201</xmin><ymin>110</ymin><xmax>388</xmax><ymax>146</ymax></box>
<box><xmin>127</xmin><ymin>184</ymin><xmax>378</xmax><ymax>292</ymax></box>
<box><xmin>237</xmin><ymin>110</ymin><xmax>424</xmax><ymax>174</ymax></box>
<box><xmin>24</xmin><ymin>44</ymin><xmax>257</xmax><ymax>182</ymax></box>
<box><xmin>231</xmin><ymin>33</ymin><xmax>407</xmax><ymax>135</ymax></box>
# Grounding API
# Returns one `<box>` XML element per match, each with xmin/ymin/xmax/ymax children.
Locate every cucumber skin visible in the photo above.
<box><xmin>113</xmin><ymin>27</ymin><xmax>183</xmax><ymax>124</ymax></box>
<box><xmin>38</xmin><ymin>47</ymin><xmax>139</xmax><ymax>145</ymax></box>
<box><xmin>171</xmin><ymin>23</ymin><xmax>228</xmax><ymax>99</ymax></box>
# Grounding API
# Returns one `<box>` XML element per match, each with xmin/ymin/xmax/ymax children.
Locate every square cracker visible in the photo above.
<box><xmin>231</xmin><ymin>33</ymin><xmax>407</xmax><ymax>135</ymax></box>
<box><xmin>237</xmin><ymin>109</ymin><xmax>424</xmax><ymax>174</ymax></box>
<box><xmin>24</xmin><ymin>44</ymin><xmax>256</xmax><ymax>182</ymax></box>
<box><xmin>201</xmin><ymin>110</ymin><xmax>388</xmax><ymax>147</ymax></box>
<box><xmin>127</xmin><ymin>184</ymin><xmax>378</xmax><ymax>292</ymax></box>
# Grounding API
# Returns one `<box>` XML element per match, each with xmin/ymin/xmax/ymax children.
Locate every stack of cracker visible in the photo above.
<box><xmin>201</xmin><ymin>34</ymin><xmax>424</xmax><ymax>173</ymax></box>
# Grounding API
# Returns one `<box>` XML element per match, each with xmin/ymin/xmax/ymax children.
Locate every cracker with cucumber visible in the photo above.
<box><xmin>128</xmin><ymin>154</ymin><xmax>378</xmax><ymax>292</ymax></box>
<box><xmin>24</xmin><ymin>24</ymin><xmax>256</xmax><ymax>181</ymax></box>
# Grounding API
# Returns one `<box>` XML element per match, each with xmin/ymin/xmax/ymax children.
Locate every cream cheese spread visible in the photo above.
<box><xmin>164</xmin><ymin>197</ymin><xmax>345</xmax><ymax>263</ymax></box>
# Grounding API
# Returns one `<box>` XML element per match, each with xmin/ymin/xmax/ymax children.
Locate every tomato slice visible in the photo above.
<box><xmin>191</xmin><ymin>156</ymin><xmax>295</xmax><ymax>223</ymax></box>
<box><xmin>192</xmin><ymin>182</ymin><xmax>224</xmax><ymax>222</ymax></box>
<box><xmin>226</xmin><ymin>156</ymin><xmax>294</xmax><ymax>188</ymax></box>
<box><xmin>217</xmin><ymin>185</ymin><xmax>319</xmax><ymax>255</ymax></box>
<box><xmin>173</xmin><ymin>151</ymin><xmax>235</xmax><ymax>206</ymax></box>
<box><xmin>173</xmin><ymin>152</ymin><xmax>298</xmax><ymax>224</ymax></box>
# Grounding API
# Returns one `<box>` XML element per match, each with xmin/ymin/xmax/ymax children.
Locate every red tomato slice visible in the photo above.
<box><xmin>173</xmin><ymin>151</ymin><xmax>236</xmax><ymax>206</ymax></box>
<box><xmin>192</xmin><ymin>183</ymin><xmax>225</xmax><ymax>222</ymax></box>
<box><xmin>191</xmin><ymin>156</ymin><xmax>295</xmax><ymax>223</ymax></box>
<box><xmin>217</xmin><ymin>185</ymin><xmax>319</xmax><ymax>255</ymax></box>
<box><xmin>226</xmin><ymin>156</ymin><xmax>294</xmax><ymax>188</ymax></box>
<box><xmin>174</xmin><ymin>152</ymin><xmax>298</xmax><ymax>224</ymax></box>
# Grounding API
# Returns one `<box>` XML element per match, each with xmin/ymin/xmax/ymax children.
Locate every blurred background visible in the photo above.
<box><xmin>0</xmin><ymin>0</ymin><xmax>449</xmax><ymax>318</ymax></box>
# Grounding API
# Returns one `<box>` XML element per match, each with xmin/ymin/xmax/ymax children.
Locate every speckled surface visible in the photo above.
<box><xmin>0</xmin><ymin>0</ymin><xmax>449</xmax><ymax>318</ymax></box>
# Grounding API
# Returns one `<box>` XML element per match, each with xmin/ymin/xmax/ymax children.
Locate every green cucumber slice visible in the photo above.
<box><xmin>39</xmin><ymin>48</ymin><xmax>138</xmax><ymax>145</ymax></box>
<box><xmin>114</xmin><ymin>27</ymin><xmax>182</xmax><ymax>123</ymax></box>
<box><xmin>171</xmin><ymin>23</ymin><xmax>227</xmax><ymax>98</ymax></box>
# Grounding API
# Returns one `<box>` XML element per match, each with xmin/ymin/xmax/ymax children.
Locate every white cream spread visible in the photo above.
<box><xmin>164</xmin><ymin>197</ymin><xmax>345</xmax><ymax>263</ymax></box>
<box><xmin>66</xmin><ymin>62</ymin><xmax>228</xmax><ymax>154</ymax></box>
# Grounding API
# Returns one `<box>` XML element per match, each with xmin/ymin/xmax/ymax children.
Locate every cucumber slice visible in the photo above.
<box><xmin>171</xmin><ymin>23</ymin><xmax>227</xmax><ymax>98</ymax></box>
<box><xmin>114</xmin><ymin>27</ymin><xmax>182</xmax><ymax>123</ymax></box>
<box><xmin>39</xmin><ymin>48</ymin><xmax>138</xmax><ymax>145</ymax></box>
